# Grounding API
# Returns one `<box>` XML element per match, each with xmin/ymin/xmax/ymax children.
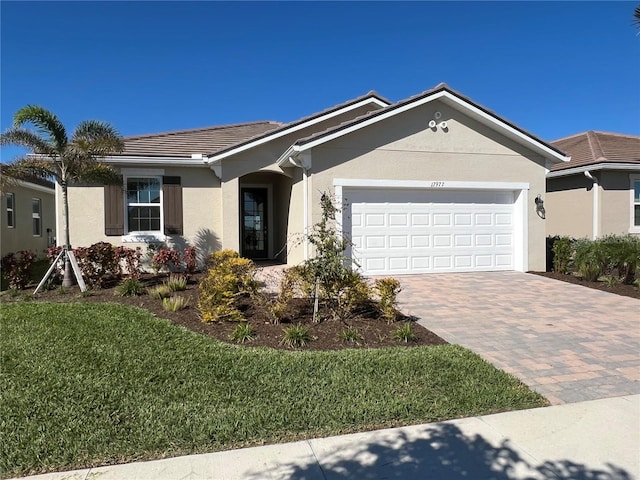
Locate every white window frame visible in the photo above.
<box><xmin>123</xmin><ymin>174</ymin><xmax>164</xmax><ymax>242</ymax></box>
<box><xmin>32</xmin><ymin>197</ymin><xmax>41</xmax><ymax>237</ymax></box>
<box><xmin>6</xmin><ymin>192</ymin><xmax>15</xmax><ymax>228</ymax></box>
<box><xmin>631</xmin><ymin>174</ymin><xmax>640</xmax><ymax>234</ymax></box>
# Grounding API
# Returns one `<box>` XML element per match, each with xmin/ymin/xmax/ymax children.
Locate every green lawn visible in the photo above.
<box><xmin>0</xmin><ymin>302</ymin><xmax>547</xmax><ymax>478</ymax></box>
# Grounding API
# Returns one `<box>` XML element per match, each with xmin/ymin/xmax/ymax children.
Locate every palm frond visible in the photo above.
<box><xmin>71</xmin><ymin>120</ymin><xmax>125</xmax><ymax>156</ymax></box>
<box><xmin>634</xmin><ymin>5</ymin><xmax>640</xmax><ymax>27</ymax></box>
<box><xmin>0</xmin><ymin>128</ymin><xmax>55</xmax><ymax>155</ymax></box>
<box><xmin>78</xmin><ymin>163</ymin><xmax>122</xmax><ymax>185</ymax></box>
<box><xmin>13</xmin><ymin>105</ymin><xmax>68</xmax><ymax>152</ymax></box>
<box><xmin>1</xmin><ymin>157</ymin><xmax>59</xmax><ymax>185</ymax></box>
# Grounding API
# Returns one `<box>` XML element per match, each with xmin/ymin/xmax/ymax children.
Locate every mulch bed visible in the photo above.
<box><xmin>2</xmin><ymin>272</ymin><xmax>448</xmax><ymax>351</ymax></box>
<box><xmin>531</xmin><ymin>271</ymin><xmax>640</xmax><ymax>300</ymax></box>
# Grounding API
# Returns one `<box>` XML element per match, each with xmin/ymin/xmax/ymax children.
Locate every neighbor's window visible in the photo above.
<box><xmin>6</xmin><ymin>192</ymin><xmax>15</xmax><ymax>228</ymax></box>
<box><xmin>32</xmin><ymin>198</ymin><xmax>41</xmax><ymax>236</ymax></box>
<box><xmin>126</xmin><ymin>177</ymin><xmax>161</xmax><ymax>232</ymax></box>
<box><xmin>634</xmin><ymin>179</ymin><xmax>640</xmax><ymax>227</ymax></box>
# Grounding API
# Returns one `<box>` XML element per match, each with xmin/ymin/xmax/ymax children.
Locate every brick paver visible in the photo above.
<box><xmin>396</xmin><ymin>272</ymin><xmax>640</xmax><ymax>405</ymax></box>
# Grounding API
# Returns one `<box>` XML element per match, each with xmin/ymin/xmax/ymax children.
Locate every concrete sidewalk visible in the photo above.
<box><xmin>16</xmin><ymin>394</ymin><xmax>639</xmax><ymax>480</ymax></box>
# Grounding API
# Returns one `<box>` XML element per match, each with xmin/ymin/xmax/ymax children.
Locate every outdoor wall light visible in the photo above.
<box><xmin>535</xmin><ymin>194</ymin><xmax>546</xmax><ymax>219</ymax></box>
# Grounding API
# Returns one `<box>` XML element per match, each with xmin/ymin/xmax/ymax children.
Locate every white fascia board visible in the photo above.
<box><xmin>207</xmin><ymin>97</ymin><xmax>389</xmax><ymax>163</ymax></box>
<box><xmin>103</xmin><ymin>156</ymin><xmax>208</xmax><ymax>167</ymax></box>
<box><xmin>293</xmin><ymin>91</ymin><xmax>570</xmax><ymax>165</ymax></box>
<box><xmin>333</xmin><ymin>178</ymin><xmax>530</xmax><ymax>191</ymax></box>
<box><xmin>547</xmin><ymin>163</ymin><xmax>640</xmax><ymax>178</ymax></box>
<box><xmin>275</xmin><ymin>145</ymin><xmax>300</xmax><ymax>167</ymax></box>
<box><xmin>438</xmin><ymin>93</ymin><xmax>570</xmax><ymax>164</ymax></box>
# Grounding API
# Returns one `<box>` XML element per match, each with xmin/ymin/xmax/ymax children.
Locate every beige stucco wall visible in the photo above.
<box><xmin>1</xmin><ymin>183</ymin><xmax>55</xmax><ymax>258</ymax></box>
<box><xmin>546</xmin><ymin>170</ymin><xmax>640</xmax><ymax>239</ymax></box>
<box><xmin>306</xmin><ymin>100</ymin><xmax>550</xmax><ymax>271</ymax></box>
<box><xmin>62</xmin><ymin>166</ymin><xmax>221</xmax><ymax>262</ymax></box>
<box><xmin>600</xmin><ymin>171</ymin><xmax>639</xmax><ymax>236</ymax></box>
<box><xmin>546</xmin><ymin>175</ymin><xmax>594</xmax><ymax>239</ymax></box>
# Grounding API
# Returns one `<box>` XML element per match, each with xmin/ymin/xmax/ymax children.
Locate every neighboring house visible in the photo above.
<box><xmin>63</xmin><ymin>83</ymin><xmax>569</xmax><ymax>275</ymax></box>
<box><xmin>546</xmin><ymin>131</ymin><xmax>640</xmax><ymax>239</ymax></box>
<box><xmin>1</xmin><ymin>166</ymin><xmax>56</xmax><ymax>258</ymax></box>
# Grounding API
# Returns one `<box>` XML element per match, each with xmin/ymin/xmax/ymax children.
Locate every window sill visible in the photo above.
<box><xmin>629</xmin><ymin>227</ymin><xmax>640</xmax><ymax>235</ymax></box>
<box><xmin>122</xmin><ymin>233</ymin><xmax>167</xmax><ymax>243</ymax></box>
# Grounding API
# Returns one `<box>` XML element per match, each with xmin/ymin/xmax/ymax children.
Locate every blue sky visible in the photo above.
<box><xmin>1</xmin><ymin>1</ymin><xmax>638</xmax><ymax>161</ymax></box>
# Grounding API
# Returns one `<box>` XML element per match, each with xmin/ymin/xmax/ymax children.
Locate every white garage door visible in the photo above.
<box><xmin>345</xmin><ymin>188</ymin><xmax>516</xmax><ymax>275</ymax></box>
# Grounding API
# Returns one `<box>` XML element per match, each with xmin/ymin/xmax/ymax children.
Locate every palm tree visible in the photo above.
<box><xmin>0</xmin><ymin>105</ymin><xmax>124</xmax><ymax>287</ymax></box>
<box><xmin>635</xmin><ymin>5</ymin><xmax>640</xmax><ymax>30</ymax></box>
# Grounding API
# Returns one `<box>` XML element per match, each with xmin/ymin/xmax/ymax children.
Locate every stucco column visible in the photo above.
<box><xmin>221</xmin><ymin>177</ymin><xmax>240</xmax><ymax>252</ymax></box>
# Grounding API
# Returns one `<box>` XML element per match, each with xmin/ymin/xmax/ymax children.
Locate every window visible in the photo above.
<box><xmin>633</xmin><ymin>177</ymin><xmax>640</xmax><ymax>229</ymax></box>
<box><xmin>32</xmin><ymin>198</ymin><xmax>41</xmax><ymax>236</ymax></box>
<box><xmin>6</xmin><ymin>192</ymin><xmax>15</xmax><ymax>228</ymax></box>
<box><xmin>126</xmin><ymin>177</ymin><xmax>161</xmax><ymax>233</ymax></box>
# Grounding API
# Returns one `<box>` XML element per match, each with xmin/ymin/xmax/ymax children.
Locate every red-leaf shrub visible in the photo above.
<box><xmin>152</xmin><ymin>248</ymin><xmax>182</xmax><ymax>273</ymax></box>
<box><xmin>183</xmin><ymin>246</ymin><xmax>198</xmax><ymax>274</ymax></box>
<box><xmin>74</xmin><ymin>242</ymin><xmax>121</xmax><ymax>288</ymax></box>
<box><xmin>1</xmin><ymin>250</ymin><xmax>37</xmax><ymax>289</ymax></box>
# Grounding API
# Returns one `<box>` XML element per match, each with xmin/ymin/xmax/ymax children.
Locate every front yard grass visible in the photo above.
<box><xmin>1</xmin><ymin>302</ymin><xmax>547</xmax><ymax>478</ymax></box>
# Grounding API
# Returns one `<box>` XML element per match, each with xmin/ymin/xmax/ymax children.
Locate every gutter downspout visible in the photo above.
<box><xmin>289</xmin><ymin>155</ymin><xmax>309</xmax><ymax>260</ymax></box>
<box><xmin>584</xmin><ymin>170</ymin><xmax>598</xmax><ymax>239</ymax></box>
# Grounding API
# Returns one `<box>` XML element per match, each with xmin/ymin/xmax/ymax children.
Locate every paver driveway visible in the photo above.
<box><xmin>397</xmin><ymin>272</ymin><xmax>640</xmax><ymax>405</ymax></box>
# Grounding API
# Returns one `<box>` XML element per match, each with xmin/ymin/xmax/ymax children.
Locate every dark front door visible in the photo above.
<box><xmin>241</xmin><ymin>188</ymin><xmax>268</xmax><ymax>259</ymax></box>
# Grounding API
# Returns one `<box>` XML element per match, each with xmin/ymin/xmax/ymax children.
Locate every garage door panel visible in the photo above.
<box><xmin>346</xmin><ymin>188</ymin><xmax>517</xmax><ymax>275</ymax></box>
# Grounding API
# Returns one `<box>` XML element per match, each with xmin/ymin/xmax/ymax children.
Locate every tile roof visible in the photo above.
<box><xmin>121</xmin><ymin>121</ymin><xmax>284</xmax><ymax>157</ymax></box>
<box><xmin>119</xmin><ymin>91</ymin><xmax>390</xmax><ymax>159</ymax></box>
<box><xmin>550</xmin><ymin>131</ymin><xmax>640</xmax><ymax>171</ymax></box>
<box><xmin>206</xmin><ymin>91</ymin><xmax>390</xmax><ymax>158</ymax></box>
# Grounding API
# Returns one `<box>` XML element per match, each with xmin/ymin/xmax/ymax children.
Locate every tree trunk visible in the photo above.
<box><xmin>61</xmin><ymin>181</ymin><xmax>74</xmax><ymax>287</ymax></box>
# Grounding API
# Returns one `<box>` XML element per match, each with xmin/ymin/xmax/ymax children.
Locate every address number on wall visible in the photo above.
<box><xmin>430</xmin><ymin>181</ymin><xmax>445</xmax><ymax>188</ymax></box>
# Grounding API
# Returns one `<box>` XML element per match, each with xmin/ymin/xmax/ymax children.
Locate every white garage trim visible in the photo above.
<box><xmin>334</xmin><ymin>179</ymin><xmax>529</xmax><ymax>274</ymax></box>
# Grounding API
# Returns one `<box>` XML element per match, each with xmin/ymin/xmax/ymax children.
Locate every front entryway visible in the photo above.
<box><xmin>241</xmin><ymin>187</ymin><xmax>268</xmax><ymax>259</ymax></box>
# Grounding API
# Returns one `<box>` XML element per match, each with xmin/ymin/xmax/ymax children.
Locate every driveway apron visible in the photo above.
<box><xmin>397</xmin><ymin>272</ymin><xmax>640</xmax><ymax>405</ymax></box>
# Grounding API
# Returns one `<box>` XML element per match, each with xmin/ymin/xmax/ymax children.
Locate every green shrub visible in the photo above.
<box><xmin>599</xmin><ymin>234</ymin><xmax>640</xmax><ymax>285</ymax></box>
<box><xmin>551</xmin><ymin>236</ymin><xmax>573</xmax><ymax>274</ymax></box>
<box><xmin>573</xmin><ymin>238</ymin><xmax>606</xmax><ymax>282</ymax></box>
<box><xmin>229</xmin><ymin>323</ymin><xmax>256</xmax><ymax>343</ymax></box>
<box><xmin>116</xmin><ymin>278</ymin><xmax>144</xmax><ymax>297</ymax></box>
<box><xmin>162</xmin><ymin>295</ymin><xmax>189</xmax><ymax>312</ymax></box>
<box><xmin>281</xmin><ymin>324</ymin><xmax>312</xmax><ymax>348</ymax></box>
<box><xmin>602</xmin><ymin>276</ymin><xmax>619</xmax><ymax>287</ymax></box>
<box><xmin>148</xmin><ymin>284</ymin><xmax>172</xmax><ymax>299</ymax></box>
<box><xmin>375</xmin><ymin>277</ymin><xmax>402</xmax><ymax>323</ymax></box>
<box><xmin>164</xmin><ymin>273</ymin><xmax>187</xmax><ymax>292</ymax></box>
<box><xmin>393</xmin><ymin>323</ymin><xmax>417</xmax><ymax>343</ymax></box>
<box><xmin>198</xmin><ymin>251</ymin><xmax>257</xmax><ymax>323</ymax></box>
<box><xmin>339</xmin><ymin>327</ymin><xmax>362</xmax><ymax>345</ymax></box>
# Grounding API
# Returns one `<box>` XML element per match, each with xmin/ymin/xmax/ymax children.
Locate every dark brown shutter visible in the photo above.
<box><xmin>104</xmin><ymin>184</ymin><xmax>124</xmax><ymax>236</ymax></box>
<box><xmin>163</xmin><ymin>176</ymin><xmax>183</xmax><ymax>235</ymax></box>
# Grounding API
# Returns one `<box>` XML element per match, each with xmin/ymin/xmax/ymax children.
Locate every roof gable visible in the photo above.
<box><xmin>550</xmin><ymin>131</ymin><xmax>640</xmax><ymax>172</ymax></box>
<box><xmin>206</xmin><ymin>92</ymin><xmax>390</xmax><ymax>162</ymax></box>
<box><xmin>277</xmin><ymin>83</ymin><xmax>569</xmax><ymax>166</ymax></box>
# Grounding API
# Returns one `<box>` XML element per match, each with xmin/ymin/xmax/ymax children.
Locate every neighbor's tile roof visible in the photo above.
<box><xmin>550</xmin><ymin>131</ymin><xmax>640</xmax><ymax>171</ymax></box>
<box><xmin>121</xmin><ymin>121</ymin><xmax>284</xmax><ymax>157</ymax></box>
